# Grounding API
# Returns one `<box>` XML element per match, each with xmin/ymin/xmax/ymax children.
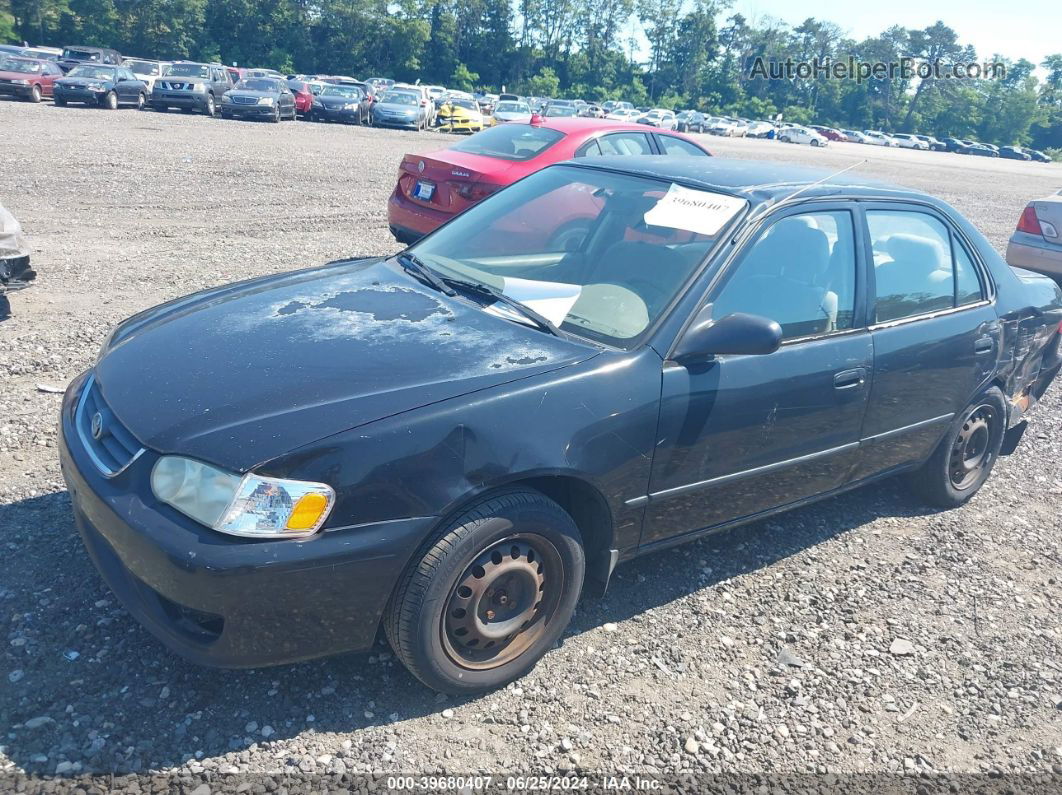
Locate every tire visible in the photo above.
<box><xmin>103</xmin><ymin>91</ymin><xmax>117</xmax><ymax>110</ymax></box>
<box><xmin>811</xmin><ymin>138</ymin><xmax>821</xmax><ymax>147</ymax></box>
<box><xmin>905</xmin><ymin>386</ymin><xmax>1007</xmax><ymax>509</ymax></box>
<box><xmin>136</xmin><ymin>92</ymin><xmax>145</xmax><ymax>110</ymax></box>
<box><xmin>779</xmin><ymin>135</ymin><xmax>789</xmax><ymax>143</ymax></box>
<box><xmin>205</xmin><ymin>94</ymin><xmax>215</xmax><ymax>116</ymax></box>
<box><xmin>29</xmin><ymin>84</ymin><xmax>42</xmax><ymax>103</ymax></box>
<box><xmin>270</xmin><ymin>105</ymin><xmax>280</xmax><ymax>123</ymax></box>
<box><xmin>384</xmin><ymin>489</ymin><xmax>585</xmax><ymax>694</ymax></box>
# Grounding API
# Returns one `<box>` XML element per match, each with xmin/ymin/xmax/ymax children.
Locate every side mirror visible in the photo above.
<box><xmin>671</xmin><ymin>308</ymin><xmax>782</xmax><ymax>363</ymax></box>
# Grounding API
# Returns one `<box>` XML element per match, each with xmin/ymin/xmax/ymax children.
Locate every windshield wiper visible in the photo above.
<box><xmin>442</xmin><ymin>277</ymin><xmax>563</xmax><ymax>338</ymax></box>
<box><xmin>395</xmin><ymin>252</ymin><xmax>455</xmax><ymax>296</ymax></box>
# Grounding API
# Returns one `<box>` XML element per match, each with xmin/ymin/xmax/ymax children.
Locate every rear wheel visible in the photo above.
<box><xmin>385</xmin><ymin>490</ymin><xmax>584</xmax><ymax>694</ymax></box>
<box><xmin>905</xmin><ymin>387</ymin><xmax>1007</xmax><ymax>508</ymax></box>
<box><xmin>29</xmin><ymin>84</ymin><xmax>42</xmax><ymax>103</ymax></box>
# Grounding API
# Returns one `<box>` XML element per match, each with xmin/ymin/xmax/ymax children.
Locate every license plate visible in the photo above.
<box><xmin>414</xmin><ymin>181</ymin><xmax>434</xmax><ymax>201</ymax></box>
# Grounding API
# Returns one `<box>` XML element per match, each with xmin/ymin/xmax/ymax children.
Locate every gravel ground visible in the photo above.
<box><xmin>1</xmin><ymin>101</ymin><xmax>1061</xmax><ymax>790</ymax></box>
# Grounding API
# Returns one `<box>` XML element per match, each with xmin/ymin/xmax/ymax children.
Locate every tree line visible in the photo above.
<box><xmin>3</xmin><ymin>0</ymin><xmax>1060</xmax><ymax>153</ymax></box>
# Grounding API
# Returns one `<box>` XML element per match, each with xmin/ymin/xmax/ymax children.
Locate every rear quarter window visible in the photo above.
<box><xmin>450</xmin><ymin>125</ymin><xmax>565</xmax><ymax>162</ymax></box>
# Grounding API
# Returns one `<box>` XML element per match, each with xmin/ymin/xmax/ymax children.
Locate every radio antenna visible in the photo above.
<box><xmin>782</xmin><ymin>158</ymin><xmax>868</xmax><ymax>204</ymax></box>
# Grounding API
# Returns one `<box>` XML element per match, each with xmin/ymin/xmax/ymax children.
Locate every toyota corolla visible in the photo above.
<box><xmin>61</xmin><ymin>159</ymin><xmax>1062</xmax><ymax>693</ymax></box>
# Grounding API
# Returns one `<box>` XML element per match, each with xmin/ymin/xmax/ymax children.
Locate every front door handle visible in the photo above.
<box><xmin>974</xmin><ymin>336</ymin><xmax>994</xmax><ymax>354</ymax></box>
<box><xmin>834</xmin><ymin>368</ymin><xmax>866</xmax><ymax>390</ymax></box>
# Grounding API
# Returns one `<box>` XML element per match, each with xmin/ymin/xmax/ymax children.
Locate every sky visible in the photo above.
<box><xmin>727</xmin><ymin>1</ymin><xmax>1059</xmax><ymax>70</ymax></box>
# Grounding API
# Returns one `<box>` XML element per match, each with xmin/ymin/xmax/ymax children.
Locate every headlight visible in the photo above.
<box><xmin>151</xmin><ymin>456</ymin><xmax>334</xmax><ymax>538</ymax></box>
<box><xmin>87</xmin><ymin>82</ymin><xmax>104</xmax><ymax>91</ymax></box>
<box><xmin>343</xmin><ymin>102</ymin><xmax>359</xmax><ymax>110</ymax></box>
<box><xmin>191</xmin><ymin>82</ymin><xmax>207</xmax><ymax>92</ymax></box>
<box><xmin>257</xmin><ymin>97</ymin><xmax>274</xmax><ymax>106</ymax></box>
<box><xmin>12</xmin><ymin>79</ymin><xmax>28</xmax><ymax>85</ymax></box>
<box><xmin>222</xmin><ymin>94</ymin><xmax>233</xmax><ymax>103</ymax></box>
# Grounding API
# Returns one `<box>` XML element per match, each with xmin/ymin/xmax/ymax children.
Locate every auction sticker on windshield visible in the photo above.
<box><xmin>643</xmin><ymin>184</ymin><xmax>746</xmax><ymax>236</ymax></box>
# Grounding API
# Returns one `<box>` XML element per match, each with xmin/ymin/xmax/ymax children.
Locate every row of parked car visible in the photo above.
<box><xmin>786</xmin><ymin>123</ymin><xmax>1052</xmax><ymax>161</ymax></box>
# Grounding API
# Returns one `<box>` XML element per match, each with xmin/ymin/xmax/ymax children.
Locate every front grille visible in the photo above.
<box><xmin>230</xmin><ymin>95</ymin><xmax>257</xmax><ymax>105</ymax></box>
<box><xmin>160</xmin><ymin>81</ymin><xmax>190</xmax><ymax>90</ymax></box>
<box><xmin>76</xmin><ymin>375</ymin><xmax>144</xmax><ymax>476</ymax></box>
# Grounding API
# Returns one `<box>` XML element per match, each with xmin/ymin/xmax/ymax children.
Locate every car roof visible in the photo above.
<box><xmin>559</xmin><ymin>156</ymin><xmax>923</xmax><ymax>206</ymax></box>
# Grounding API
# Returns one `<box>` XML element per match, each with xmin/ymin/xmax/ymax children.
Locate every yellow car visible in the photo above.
<box><xmin>436</xmin><ymin>98</ymin><xmax>486</xmax><ymax>133</ymax></box>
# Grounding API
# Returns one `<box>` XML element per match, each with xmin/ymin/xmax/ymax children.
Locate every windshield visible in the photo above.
<box><xmin>382</xmin><ymin>92</ymin><xmax>419</xmax><ymax>105</ymax></box>
<box><xmin>544</xmin><ymin>104</ymin><xmax>577</xmax><ymax>117</ymax></box>
<box><xmin>237</xmin><ymin>78</ymin><xmax>280</xmax><ymax>92</ymax></box>
<box><xmin>0</xmin><ymin>57</ymin><xmax>43</xmax><ymax>73</ymax></box>
<box><xmin>450</xmin><ymin>124</ymin><xmax>564</xmax><ymax>162</ymax></box>
<box><xmin>495</xmin><ymin>102</ymin><xmax>530</xmax><ymax>114</ymax></box>
<box><xmin>63</xmin><ymin>49</ymin><xmax>99</xmax><ymax>60</ymax></box>
<box><xmin>67</xmin><ymin>65</ymin><xmax>115</xmax><ymax>80</ymax></box>
<box><xmin>409</xmin><ymin>165</ymin><xmax>747</xmax><ymax>346</ymax></box>
<box><xmin>451</xmin><ymin>99</ymin><xmax>478</xmax><ymax>110</ymax></box>
<box><xmin>124</xmin><ymin>60</ymin><xmax>159</xmax><ymax>75</ymax></box>
<box><xmin>321</xmin><ymin>85</ymin><xmax>362</xmax><ymax>98</ymax></box>
<box><xmin>165</xmin><ymin>63</ymin><xmax>210</xmax><ymax>78</ymax></box>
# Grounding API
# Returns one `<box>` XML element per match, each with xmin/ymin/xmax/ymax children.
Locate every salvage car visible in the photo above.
<box><xmin>436</xmin><ymin>96</ymin><xmax>487</xmax><ymax>133</ymax></box>
<box><xmin>0</xmin><ymin>56</ymin><xmax>63</xmax><ymax>102</ymax></box>
<box><xmin>57</xmin><ymin>45</ymin><xmax>122</xmax><ymax>73</ymax></box>
<box><xmin>220</xmin><ymin>77</ymin><xmax>297</xmax><ymax>122</ymax></box>
<box><xmin>491</xmin><ymin>100</ymin><xmax>533</xmax><ymax>125</ymax></box>
<box><xmin>0</xmin><ymin>200</ymin><xmax>35</xmax><ymax>321</ymax></box>
<box><xmin>372</xmin><ymin>90</ymin><xmax>429</xmax><ymax>130</ymax></box>
<box><xmin>1006</xmin><ymin>192</ymin><xmax>1062</xmax><ymax>282</ymax></box>
<box><xmin>388</xmin><ymin>118</ymin><xmax>711</xmax><ymax>243</ymax></box>
<box><xmin>151</xmin><ymin>61</ymin><xmax>233</xmax><ymax>116</ymax></box>
<box><xmin>310</xmin><ymin>83</ymin><xmax>371</xmax><ymax>124</ymax></box>
<box><xmin>53</xmin><ymin>64</ymin><xmax>147</xmax><ymax>109</ymax></box>
<box><xmin>60</xmin><ymin>158</ymin><xmax>1062</xmax><ymax>693</ymax></box>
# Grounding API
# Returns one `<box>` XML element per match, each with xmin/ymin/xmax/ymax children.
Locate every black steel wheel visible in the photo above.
<box><xmin>906</xmin><ymin>386</ymin><xmax>1006</xmax><ymax>508</ymax></box>
<box><xmin>385</xmin><ymin>489</ymin><xmax>584</xmax><ymax>693</ymax></box>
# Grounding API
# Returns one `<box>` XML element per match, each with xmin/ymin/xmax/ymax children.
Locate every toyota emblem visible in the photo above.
<box><xmin>90</xmin><ymin>411</ymin><xmax>104</xmax><ymax>441</ymax></box>
<box><xmin>417</xmin><ymin>160</ymin><xmax>425</xmax><ymax>173</ymax></box>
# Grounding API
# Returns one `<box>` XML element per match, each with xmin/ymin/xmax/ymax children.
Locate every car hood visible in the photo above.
<box><xmin>94</xmin><ymin>258</ymin><xmax>598</xmax><ymax>471</ymax></box>
<box><xmin>58</xmin><ymin>76</ymin><xmax>110</xmax><ymax>87</ymax></box>
<box><xmin>228</xmin><ymin>90</ymin><xmax>277</xmax><ymax>100</ymax></box>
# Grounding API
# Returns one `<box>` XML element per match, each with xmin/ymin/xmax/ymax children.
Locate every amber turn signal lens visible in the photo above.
<box><xmin>286</xmin><ymin>492</ymin><xmax>330</xmax><ymax>531</ymax></box>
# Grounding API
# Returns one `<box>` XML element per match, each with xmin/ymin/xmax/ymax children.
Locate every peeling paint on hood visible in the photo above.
<box><xmin>94</xmin><ymin>258</ymin><xmax>598</xmax><ymax>471</ymax></box>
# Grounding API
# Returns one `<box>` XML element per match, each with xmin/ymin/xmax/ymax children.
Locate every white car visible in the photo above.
<box><xmin>705</xmin><ymin>117</ymin><xmax>734</xmax><ymax>136</ymax></box>
<box><xmin>636</xmin><ymin>109</ymin><xmax>676</xmax><ymax>129</ymax></box>
<box><xmin>745</xmin><ymin>120</ymin><xmax>775</xmax><ymax>138</ymax></box>
<box><xmin>777</xmin><ymin>125</ymin><xmax>828</xmax><ymax>147</ymax></box>
<box><xmin>889</xmin><ymin>133</ymin><xmax>930</xmax><ymax>150</ymax></box>
<box><xmin>121</xmin><ymin>58</ymin><xmax>170</xmax><ymax>92</ymax></box>
<box><xmin>605</xmin><ymin>108</ymin><xmax>640</xmax><ymax>121</ymax></box>
<box><xmin>841</xmin><ymin>129</ymin><xmax>870</xmax><ymax>144</ymax></box>
<box><xmin>862</xmin><ymin>130</ymin><xmax>895</xmax><ymax>147</ymax></box>
<box><xmin>492</xmin><ymin>100</ymin><xmax>533</xmax><ymax>124</ymax></box>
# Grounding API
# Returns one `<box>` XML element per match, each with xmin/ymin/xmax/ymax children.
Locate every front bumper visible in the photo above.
<box><xmin>223</xmin><ymin>103</ymin><xmax>276</xmax><ymax>118</ymax></box>
<box><xmin>314</xmin><ymin>106</ymin><xmax>360</xmax><ymax>123</ymax></box>
<box><xmin>0</xmin><ymin>83</ymin><xmax>35</xmax><ymax>98</ymax></box>
<box><xmin>56</xmin><ymin>87</ymin><xmax>105</xmax><ymax>104</ymax></box>
<box><xmin>58</xmin><ymin>372</ymin><xmax>435</xmax><ymax>667</ymax></box>
<box><xmin>374</xmin><ymin>114</ymin><xmax>419</xmax><ymax>128</ymax></box>
<box><xmin>151</xmin><ymin>91</ymin><xmax>209</xmax><ymax>110</ymax></box>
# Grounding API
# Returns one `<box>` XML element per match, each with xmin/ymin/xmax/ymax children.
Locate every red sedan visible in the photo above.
<box><xmin>387</xmin><ymin>117</ymin><xmax>712</xmax><ymax>244</ymax></box>
<box><xmin>287</xmin><ymin>79</ymin><xmax>314</xmax><ymax>117</ymax></box>
<box><xmin>0</xmin><ymin>56</ymin><xmax>63</xmax><ymax>102</ymax></box>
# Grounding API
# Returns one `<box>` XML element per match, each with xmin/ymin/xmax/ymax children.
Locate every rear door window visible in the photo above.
<box><xmin>596</xmin><ymin>133</ymin><xmax>653</xmax><ymax>156</ymax></box>
<box><xmin>866</xmin><ymin>210</ymin><xmax>985</xmax><ymax>322</ymax></box>
<box><xmin>657</xmin><ymin>135</ymin><xmax>708</xmax><ymax>157</ymax></box>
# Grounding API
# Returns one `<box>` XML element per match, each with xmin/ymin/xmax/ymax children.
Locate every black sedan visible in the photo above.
<box><xmin>310</xmin><ymin>83</ymin><xmax>371</xmax><ymax>124</ymax></box>
<box><xmin>220</xmin><ymin>77</ymin><xmax>296</xmax><ymax>122</ymax></box>
<box><xmin>60</xmin><ymin>158</ymin><xmax>1062</xmax><ymax>693</ymax></box>
<box><xmin>998</xmin><ymin>146</ymin><xmax>1032</xmax><ymax>161</ymax></box>
<box><xmin>53</xmin><ymin>64</ymin><xmax>146</xmax><ymax>109</ymax></box>
<box><xmin>675</xmin><ymin>110</ymin><xmax>706</xmax><ymax>133</ymax></box>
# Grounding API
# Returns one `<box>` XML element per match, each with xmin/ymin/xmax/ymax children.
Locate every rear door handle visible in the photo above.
<box><xmin>834</xmin><ymin>368</ymin><xmax>866</xmax><ymax>390</ymax></box>
<box><xmin>974</xmin><ymin>336</ymin><xmax>994</xmax><ymax>354</ymax></box>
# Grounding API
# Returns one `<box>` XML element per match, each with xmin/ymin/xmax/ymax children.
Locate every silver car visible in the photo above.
<box><xmin>372</xmin><ymin>90</ymin><xmax>427</xmax><ymax>130</ymax></box>
<box><xmin>1006</xmin><ymin>192</ymin><xmax>1062</xmax><ymax>282</ymax></box>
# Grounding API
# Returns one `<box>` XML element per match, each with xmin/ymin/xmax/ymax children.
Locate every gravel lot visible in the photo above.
<box><xmin>2</xmin><ymin>100</ymin><xmax>1061</xmax><ymax>789</ymax></box>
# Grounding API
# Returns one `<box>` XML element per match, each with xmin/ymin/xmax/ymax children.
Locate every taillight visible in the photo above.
<box><xmin>458</xmin><ymin>183</ymin><xmax>498</xmax><ymax>201</ymax></box>
<box><xmin>1017</xmin><ymin>205</ymin><xmax>1042</xmax><ymax>235</ymax></box>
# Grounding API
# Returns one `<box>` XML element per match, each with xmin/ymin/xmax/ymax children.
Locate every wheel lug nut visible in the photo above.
<box><xmin>486</xmin><ymin>609</ymin><xmax>496</xmax><ymax>620</ymax></box>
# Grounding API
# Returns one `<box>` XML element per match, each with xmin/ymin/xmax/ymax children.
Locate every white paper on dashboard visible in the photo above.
<box><xmin>643</xmin><ymin>183</ymin><xmax>746</xmax><ymax>237</ymax></box>
<box><xmin>484</xmin><ymin>277</ymin><xmax>582</xmax><ymax>326</ymax></box>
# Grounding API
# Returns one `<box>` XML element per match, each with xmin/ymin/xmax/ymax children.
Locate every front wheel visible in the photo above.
<box><xmin>905</xmin><ymin>387</ymin><xmax>1007</xmax><ymax>508</ymax></box>
<box><xmin>385</xmin><ymin>490</ymin><xmax>584</xmax><ymax>694</ymax></box>
<box><xmin>811</xmin><ymin>138</ymin><xmax>821</xmax><ymax>147</ymax></box>
<box><xmin>29</xmin><ymin>84</ymin><xmax>42</xmax><ymax>103</ymax></box>
<box><xmin>270</xmin><ymin>105</ymin><xmax>281</xmax><ymax>123</ymax></box>
<box><xmin>205</xmin><ymin>94</ymin><xmax>215</xmax><ymax>116</ymax></box>
<box><xmin>136</xmin><ymin>92</ymin><xmax>145</xmax><ymax>110</ymax></box>
<box><xmin>103</xmin><ymin>91</ymin><xmax>118</xmax><ymax>110</ymax></box>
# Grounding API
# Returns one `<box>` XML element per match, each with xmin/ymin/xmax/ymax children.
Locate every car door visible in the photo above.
<box><xmin>115</xmin><ymin>68</ymin><xmax>138</xmax><ymax>102</ymax></box>
<box><xmin>641</xmin><ymin>203</ymin><xmax>874</xmax><ymax>545</ymax></box>
<box><xmin>43</xmin><ymin>62</ymin><xmax>61</xmax><ymax>95</ymax></box>
<box><xmin>852</xmin><ymin>203</ymin><xmax>997</xmax><ymax>478</ymax></box>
